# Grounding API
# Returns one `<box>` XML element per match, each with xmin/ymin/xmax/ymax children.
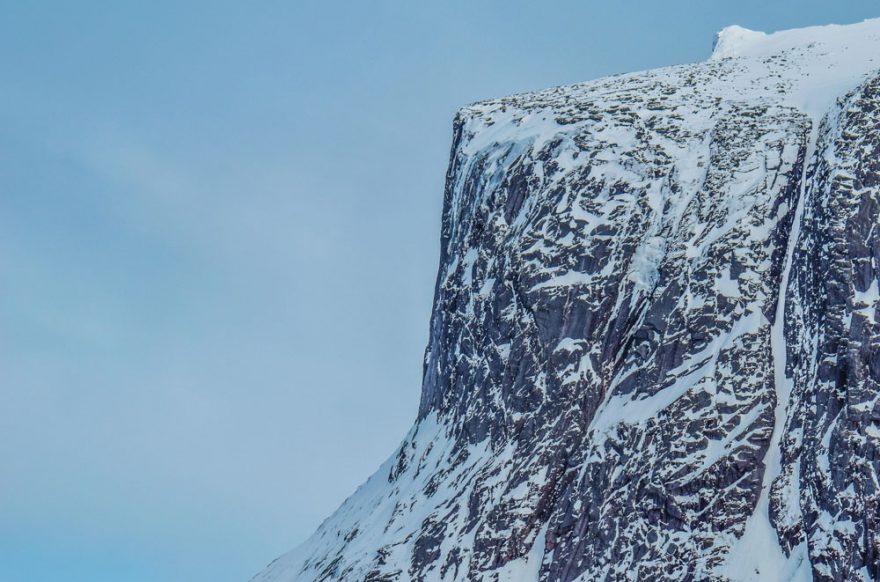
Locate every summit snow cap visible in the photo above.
<box><xmin>706</xmin><ymin>18</ymin><xmax>880</xmax><ymax>119</ymax></box>
<box><xmin>711</xmin><ymin>25</ymin><xmax>767</xmax><ymax>60</ymax></box>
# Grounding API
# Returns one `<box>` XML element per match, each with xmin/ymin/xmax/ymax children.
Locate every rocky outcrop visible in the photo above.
<box><xmin>255</xmin><ymin>19</ymin><xmax>880</xmax><ymax>582</ymax></box>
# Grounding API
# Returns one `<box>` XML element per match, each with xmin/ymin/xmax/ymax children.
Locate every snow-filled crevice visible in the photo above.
<box><xmin>718</xmin><ymin>126</ymin><xmax>816</xmax><ymax>582</ymax></box>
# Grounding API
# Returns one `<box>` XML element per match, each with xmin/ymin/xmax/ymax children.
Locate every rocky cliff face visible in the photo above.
<box><xmin>255</xmin><ymin>20</ymin><xmax>880</xmax><ymax>582</ymax></box>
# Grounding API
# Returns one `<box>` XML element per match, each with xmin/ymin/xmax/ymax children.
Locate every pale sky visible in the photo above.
<box><xmin>2</xmin><ymin>2</ymin><xmax>877</xmax><ymax>580</ymax></box>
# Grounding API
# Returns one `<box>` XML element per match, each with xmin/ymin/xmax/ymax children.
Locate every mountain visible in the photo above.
<box><xmin>254</xmin><ymin>19</ymin><xmax>880</xmax><ymax>582</ymax></box>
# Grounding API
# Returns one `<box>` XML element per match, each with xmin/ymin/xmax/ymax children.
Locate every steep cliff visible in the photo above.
<box><xmin>255</xmin><ymin>19</ymin><xmax>880</xmax><ymax>582</ymax></box>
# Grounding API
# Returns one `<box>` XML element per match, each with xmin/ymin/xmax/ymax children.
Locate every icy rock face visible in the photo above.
<box><xmin>775</xmin><ymin>75</ymin><xmax>880</xmax><ymax>581</ymax></box>
<box><xmin>256</xmin><ymin>20</ymin><xmax>880</xmax><ymax>582</ymax></box>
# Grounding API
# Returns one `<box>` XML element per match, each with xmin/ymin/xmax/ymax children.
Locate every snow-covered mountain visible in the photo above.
<box><xmin>255</xmin><ymin>19</ymin><xmax>880</xmax><ymax>582</ymax></box>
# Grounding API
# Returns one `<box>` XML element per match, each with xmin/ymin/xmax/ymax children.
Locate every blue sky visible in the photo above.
<box><xmin>1</xmin><ymin>2</ymin><xmax>877</xmax><ymax>580</ymax></box>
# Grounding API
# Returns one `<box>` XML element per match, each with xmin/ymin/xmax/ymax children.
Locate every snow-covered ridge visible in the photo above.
<box><xmin>711</xmin><ymin>18</ymin><xmax>880</xmax><ymax>62</ymax></box>
<box><xmin>707</xmin><ymin>18</ymin><xmax>880</xmax><ymax>117</ymax></box>
<box><xmin>462</xmin><ymin>17</ymin><xmax>880</xmax><ymax>133</ymax></box>
<box><xmin>711</xmin><ymin>25</ymin><xmax>767</xmax><ymax>60</ymax></box>
<box><xmin>256</xmin><ymin>18</ymin><xmax>880</xmax><ymax>582</ymax></box>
